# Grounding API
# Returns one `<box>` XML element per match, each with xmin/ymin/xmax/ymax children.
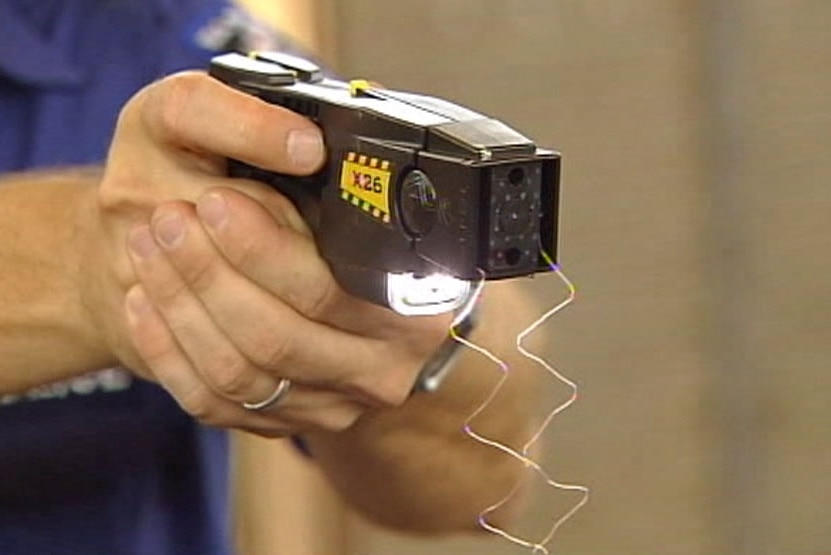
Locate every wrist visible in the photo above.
<box><xmin>75</xmin><ymin>169</ymin><xmax>130</xmax><ymax>368</ymax></box>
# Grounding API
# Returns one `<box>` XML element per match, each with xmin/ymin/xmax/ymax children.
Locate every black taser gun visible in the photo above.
<box><xmin>209</xmin><ymin>52</ymin><xmax>560</xmax><ymax>317</ymax></box>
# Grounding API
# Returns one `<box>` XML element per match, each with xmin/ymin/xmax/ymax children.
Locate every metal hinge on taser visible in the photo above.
<box><xmin>209</xmin><ymin>51</ymin><xmax>561</xmax><ymax>317</ymax></box>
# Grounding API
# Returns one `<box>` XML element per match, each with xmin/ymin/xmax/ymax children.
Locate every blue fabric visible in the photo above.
<box><xmin>0</xmin><ymin>1</ymin><xmax>291</xmax><ymax>553</ymax></box>
<box><xmin>0</xmin><ymin>0</ymin><xmax>256</xmax><ymax>169</ymax></box>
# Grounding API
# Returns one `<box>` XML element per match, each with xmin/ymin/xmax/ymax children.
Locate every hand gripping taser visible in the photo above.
<box><xmin>209</xmin><ymin>52</ymin><xmax>561</xmax><ymax>312</ymax></box>
<box><xmin>210</xmin><ymin>53</ymin><xmax>587</xmax><ymax>549</ymax></box>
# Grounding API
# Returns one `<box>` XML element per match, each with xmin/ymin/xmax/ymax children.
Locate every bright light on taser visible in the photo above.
<box><xmin>386</xmin><ymin>272</ymin><xmax>472</xmax><ymax>316</ymax></box>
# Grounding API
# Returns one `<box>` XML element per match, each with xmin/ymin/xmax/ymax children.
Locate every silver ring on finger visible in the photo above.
<box><xmin>242</xmin><ymin>378</ymin><xmax>292</xmax><ymax>411</ymax></box>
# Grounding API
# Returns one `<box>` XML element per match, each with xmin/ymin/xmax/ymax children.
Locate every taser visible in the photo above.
<box><xmin>209</xmin><ymin>51</ymin><xmax>561</xmax><ymax>317</ymax></box>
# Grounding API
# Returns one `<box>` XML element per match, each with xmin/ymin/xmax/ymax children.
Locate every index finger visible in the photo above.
<box><xmin>129</xmin><ymin>71</ymin><xmax>325</xmax><ymax>175</ymax></box>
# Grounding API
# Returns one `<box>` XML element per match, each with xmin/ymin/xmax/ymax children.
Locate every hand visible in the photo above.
<box><xmin>81</xmin><ymin>71</ymin><xmax>449</xmax><ymax>435</ymax></box>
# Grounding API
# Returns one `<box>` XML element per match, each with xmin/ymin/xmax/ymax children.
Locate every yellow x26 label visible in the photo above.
<box><xmin>339</xmin><ymin>152</ymin><xmax>392</xmax><ymax>223</ymax></box>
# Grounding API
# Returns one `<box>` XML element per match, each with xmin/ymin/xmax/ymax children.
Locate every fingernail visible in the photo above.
<box><xmin>287</xmin><ymin>128</ymin><xmax>324</xmax><ymax>171</ymax></box>
<box><xmin>125</xmin><ymin>286</ymin><xmax>152</xmax><ymax>319</ymax></box>
<box><xmin>197</xmin><ymin>193</ymin><xmax>228</xmax><ymax>230</ymax></box>
<box><xmin>153</xmin><ymin>212</ymin><xmax>185</xmax><ymax>250</ymax></box>
<box><xmin>128</xmin><ymin>226</ymin><xmax>159</xmax><ymax>259</ymax></box>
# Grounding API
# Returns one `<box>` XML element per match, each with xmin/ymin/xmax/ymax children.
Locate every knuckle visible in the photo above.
<box><xmin>254</xmin><ymin>427</ymin><xmax>292</xmax><ymax>439</ymax></box>
<box><xmin>176</xmin><ymin>387</ymin><xmax>217</xmax><ymax>423</ymax></box>
<box><xmin>231</xmin><ymin>225</ymin><xmax>300</xmax><ymax>279</ymax></box>
<box><xmin>386</xmin><ymin>358</ymin><xmax>422</xmax><ymax>406</ymax></box>
<box><xmin>230</xmin><ymin>105</ymin><xmax>272</xmax><ymax>155</ymax></box>
<box><xmin>322</xmin><ymin>410</ymin><xmax>362</xmax><ymax>433</ymax></box>
<box><xmin>295</xmin><ymin>403</ymin><xmax>363</xmax><ymax>434</ymax></box>
<box><xmin>268</xmin><ymin>193</ymin><xmax>298</xmax><ymax>222</ymax></box>
<box><xmin>302</xmin><ymin>275</ymin><xmax>338</xmax><ymax>320</ymax></box>
<box><xmin>143</xmin><ymin>73</ymin><xmax>202</xmax><ymax>143</ymax></box>
<box><xmin>247</xmin><ymin>328</ymin><xmax>292</xmax><ymax>371</ymax></box>
<box><xmin>153</xmin><ymin>281</ymin><xmax>192</xmax><ymax>313</ymax></box>
<box><xmin>113</xmin><ymin>86</ymin><xmax>145</xmax><ymax>139</ymax></box>
<box><xmin>245</xmin><ymin>228</ymin><xmax>333</xmax><ymax>319</ymax></box>
<box><xmin>207</xmin><ymin>357</ymin><xmax>257</xmax><ymax>398</ymax></box>
<box><xmin>257</xmin><ymin>191</ymin><xmax>312</xmax><ymax>237</ymax></box>
<box><xmin>180</xmin><ymin>251</ymin><xmax>221</xmax><ymax>296</ymax></box>
<box><xmin>355</xmin><ymin>360</ymin><xmax>415</xmax><ymax>409</ymax></box>
<box><xmin>98</xmin><ymin>163</ymin><xmax>155</xmax><ymax>218</ymax></box>
<box><xmin>227</xmin><ymin>228</ymin><xmax>268</xmax><ymax>274</ymax></box>
<box><xmin>378</xmin><ymin>380</ymin><xmax>413</xmax><ymax>409</ymax></box>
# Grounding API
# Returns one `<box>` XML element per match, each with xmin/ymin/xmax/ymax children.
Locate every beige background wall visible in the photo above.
<box><xmin>239</xmin><ymin>1</ymin><xmax>831</xmax><ymax>554</ymax></box>
<box><xmin>333</xmin><ymin>2</ymin><xmax>710</xmax><ymax>554</ymax></box>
